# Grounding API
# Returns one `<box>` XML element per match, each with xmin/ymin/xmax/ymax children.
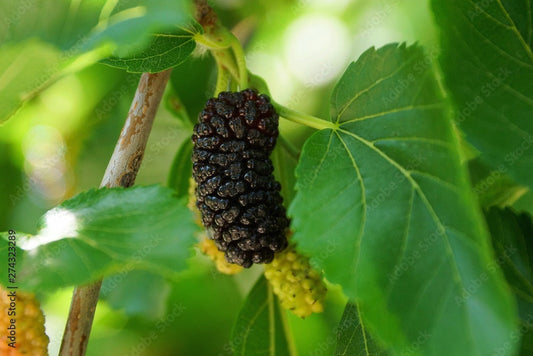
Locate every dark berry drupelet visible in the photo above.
<box><xmin>192</xmin><ymin>89</ymin><xmax>289</xmax><ymax>267</ymax></box>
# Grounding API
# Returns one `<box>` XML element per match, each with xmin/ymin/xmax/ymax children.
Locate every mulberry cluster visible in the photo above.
<box><xmin>192</xmin><ymin>89</ymin><xmax>289</xmax><ymax>267</ymax></box>
<box><xmin>264</xmin><ymin>244</ymin><xmax>327</xmax><ymax>318</ymax></box>
<box><xmin>0</xmin><ymin>287</ymin><xmax>49</xmax><ymax>355</ymax></box>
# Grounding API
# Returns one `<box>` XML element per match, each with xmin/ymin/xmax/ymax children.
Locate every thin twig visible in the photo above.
<box><xmin>59</xmin><ymin>69</ymin><xmax>172</xmax><ymax>356</ymax></box>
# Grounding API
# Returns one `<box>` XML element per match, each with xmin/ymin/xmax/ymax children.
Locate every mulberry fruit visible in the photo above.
<box><xmin>198</xmin><ymin>235</ymin><xmax>243</xmax><ymax>275</ymax></box>
<box><xmin>264</xmin><ymin>244</ymin><xmax>327</xmax><ymax>318</ymax></box>
<box><xmin>189</xmin><ymin>178</ymin><xmax>243</xmax><ymax>274</ymax></box>
<box><xmin>192</xmin><ymin>89</ymin><xmax>289</xmax><ymax>267</ymax></box>
<box><xmin>0</xmin><ymin>287</ymin><xmax>49</xmax><ymax>355</ymax></box>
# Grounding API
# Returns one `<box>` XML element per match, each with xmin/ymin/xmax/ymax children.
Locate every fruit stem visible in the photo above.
<box><xmin>272</xmin><ymin>101</ymin><xmax>338</xmax><ymax>130</ymax></box>
<box><xmin>230</xmin><ymin>78</ymin><xmax>238</xmax><ymax>91</ymax></box>
<box><xmin>229</xmin><ymin>34</ymin><xmax>248</xmax><ymax>89</ymax></box>
<box><xmin>214</xmin><ymin>56</ymin><xmax>231</xmax><ymax>95</ymax></box>
<box><xmin>213</xmin><ymin>50</ymin><xmax>240</xmax><ymax>85</ymax></box>
<box><xmin>194</xmin><ymin>32</ymin><xmax>232</xmax><ymax>50</ymax></box>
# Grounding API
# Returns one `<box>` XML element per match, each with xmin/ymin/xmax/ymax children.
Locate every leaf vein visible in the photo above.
<box><xmin>339</xmin><ymin>104</ymin><xmax>443</xmax><ymax>125</ymax></box>
<box><xmin>336</xmin><ymin>57</ymin><xmax>417</xmax><ymax>123</ymax></box>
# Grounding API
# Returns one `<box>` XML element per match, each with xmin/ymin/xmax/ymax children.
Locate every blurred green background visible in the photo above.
<box><xmin>0</xmin><ymin>0</ymin><xmax>437</xmax><ymax>354</ymax></box>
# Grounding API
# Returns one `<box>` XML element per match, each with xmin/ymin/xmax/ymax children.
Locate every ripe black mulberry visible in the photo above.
<box><xmin>192</xmin><ymin>89</ymin><xmax>289</xmax><ymax>267</ymax></box>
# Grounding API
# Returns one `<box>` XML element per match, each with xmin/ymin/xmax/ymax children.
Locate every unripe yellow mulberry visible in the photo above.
<box><xmin>264</xmin><ymin>244</ymin><xmax>327</xmax><ymax>318</ymax></box>
<box><xmin>188</xmin><ymin>178</ymin><xmax>203</xmax><ymax>227</ymax></box>
<box><xmin>0</xmin><ymin>286</ymin><xmax>49</xmax><ymax>355</ymax></box>
<box><xmin>198</xmin><ymin>234</ymin><xmax>243</xmax><ymax>274</ymax></box>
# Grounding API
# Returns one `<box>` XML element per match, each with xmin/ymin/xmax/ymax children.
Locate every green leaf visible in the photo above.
<box><xmin>514</xmin><ymin>190</ymin><xmax>533</xmax><ymax>217</ymax></box>
<box><xmin>100</xmin><ymin>270</ymin><xmax>170</xmax><ymax>319</ymax></box>
<box><xmin>0</xmin><ymin>185</ymin><xmax>197</xmax><ymax>292</ymax></box>
<box><xmin>100</xmin><ymin>24</ymin><xmax>201</xmax><ymax>73</ymax></box>
<box><xmin>468</xmin><ymin>158</ymin><xmax>528</xmax><ymax>208</ymax></box>
<box><xmin>485</xmin><ymin>208</ymin><xmax>533</xmax><ymax>312</ymax></box>
<box><xmin>289</xmin><ymin>44</ymin><xmax>518</xmax><ymax>355</ymax></box>
<box><xmin>0</xmin><ymin>0</ymin><xmax>193</xmax><ymax>122</ymax></box>
<box><xmin>2</xmin><ymin>0</ymin><xmax>104</xmax><ymax>50</ymax></box>
<box><xmin>432</xmin><ymin>0</ymin><xmax>533</xmax><ymax>189</ymax></box>
<box><xmin>0</xmin><ymin>39</ymin><xmax>63</xmax><ymax>120</ymax></box>
<box><xmin>335</xmin><ymin>302</ymin><xmax>385</xmax><ymax>356</ymax></box>
<box><xmin>84</xmin><ymin>0</ymin><xmax>193</xmax><ymax>56</ymax></box>
<box><xmin>231</xmin><ymin>276</ymin><xmax>295</xmax><ymax>356</ymax></box>
<box><xmin>485</xmin><ymin>207</ymin><xmax>533</xmax><ymax>355</ymax></box>
<box><xmin>167</xmin><ymin>139</ymin><xmax>193</xmax><ymax>198</ymax></box>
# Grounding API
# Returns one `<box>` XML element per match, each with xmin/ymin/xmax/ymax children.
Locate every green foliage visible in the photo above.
<box><xmin>485</xmin><ymin>207</ymin><xmax>533</xmax><ymax>355</ymax></box>
<box><xmin>100</xmin><ymin>24</ymin><xmax>201</xmax><ymax>73</ymax></box>
<box><xmin>289</xmin><ymin>44</ymin><xmax>518</xmax><ymax>355</ymax></box>
<box><xmin>469</xmin><ymin>158</ymin><xmax>527</xmax><ymax>208</ymax></box>
<box><xmin>335</xmin><ymin>302</ymin><xmax>384</xmax><ymax>356</ymax></box>
<box><xmin>2</xmin><ymin>1</ymin><xmax>532</xmax><ymax>355</ymax></box>
<box><xmin>0</xmin><ymin>186</ymin><xmax>197</xmax><ymax>292</ymax></box>
<box><xmin>0</xmin><ymin>0</ymin><xmax>193</xmax><ymax>122</ymax></box>
<box><xmin>432</xmin><ymin>0</ymin><xmax>533</xmax><ymax>189</ymax></box>
<box><xmin>231</xmin><ymin>276</ymin><xmax>294</xmax><ymax>356</ymax></box>
<box><xmin>0</xmin><ymin>39</ymin><xmax>64</xmax><ymax>120</ymax></box>
<box><xmin>81</xmin><ymin>0</ymin><xmax>193</xmax><ymax>55</ymax></box>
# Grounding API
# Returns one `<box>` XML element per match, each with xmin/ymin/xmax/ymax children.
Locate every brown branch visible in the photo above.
<box><xmin>59</xmin><ymin>69</ymin><xmax>172</xmax><ymax>356</ymax></box>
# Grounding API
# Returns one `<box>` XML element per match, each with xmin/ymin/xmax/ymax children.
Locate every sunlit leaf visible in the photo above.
<box><xmin>0</xmin><ymin>185</ymin><xmax>197</xmax><ymax>292</ymax></box>
<box><xmin>0</xmin><ymin>39</ymin><xmax>63</xmax><ymax>120</ymax></box>
<box><xmin>0</xmin><ymin>0</ymin><xmax>193</xmax><ymax>122</ymax></box>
